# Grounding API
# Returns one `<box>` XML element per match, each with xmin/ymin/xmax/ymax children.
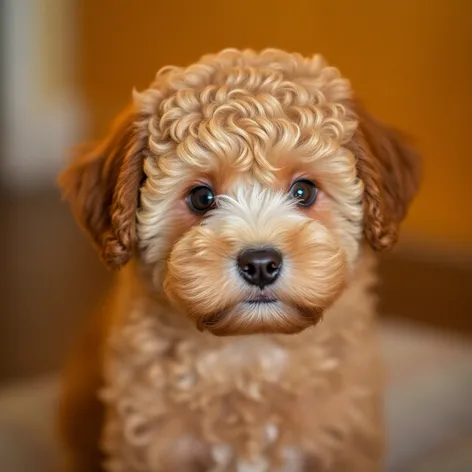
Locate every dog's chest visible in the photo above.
<box><xmin>190</xmin><ymin>336</ymin><xmax>289</xmax><ymax>385</ymax></box>
<box><xmin>104</xmin><ymin>316</ymin><xmax>300</xmax><ymax>411</ymax></box>
<box><xmin>100</xmin><ymin>307</ymin><xmax>373</xmax><ymax>471</ymax></box>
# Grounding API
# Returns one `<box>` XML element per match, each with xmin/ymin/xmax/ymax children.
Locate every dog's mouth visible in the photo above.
<box><xmin>197</xmin><ymin>299</ymin><xmax>322</xmax><ymax>336</ymax></box>
<box><xmin>244</xmin><ymin>295</ymin><xmax>277</xmax><ymax>305</ymax></box>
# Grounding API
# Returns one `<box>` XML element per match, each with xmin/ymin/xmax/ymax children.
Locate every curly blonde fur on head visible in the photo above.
<box><xmin>137</xmin><ymin>49</ymin><xmax>358</xmax><ymax>195</ymax></box>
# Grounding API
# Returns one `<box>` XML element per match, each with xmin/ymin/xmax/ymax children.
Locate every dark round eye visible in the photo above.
<box><xmin>289</xmin><ymin>179</ymin><xmax>318</xmax><ymax>207</ymax></box>
<box><xmin>187</xmin><ymin>185</ymin><xmax>215</xmax><ymax>213</ymax></box>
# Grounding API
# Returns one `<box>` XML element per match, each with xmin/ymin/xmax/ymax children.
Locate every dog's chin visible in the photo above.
<box><xmin>196</xmin><ymin>301</ymin><xmax>322</xmax><ymax>336</ymax></box>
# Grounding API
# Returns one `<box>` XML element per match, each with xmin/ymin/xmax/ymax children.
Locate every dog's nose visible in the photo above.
<box><xmin>237</xmin><ymin>248</ymin><xmax>282</xmax><ymax>289</ymax></box>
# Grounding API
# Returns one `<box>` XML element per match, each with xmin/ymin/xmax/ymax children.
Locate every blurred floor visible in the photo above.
<box><xmin>0</xmin><ymin>189</ymin><xmax>471</xmax><ymax>384</ymax></box>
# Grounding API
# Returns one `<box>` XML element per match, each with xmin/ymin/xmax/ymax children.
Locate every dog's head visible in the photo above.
<box><xmin>60</xmin><ymin>49</ymin><xmax>420</xmax><ymax>336</ymax></box>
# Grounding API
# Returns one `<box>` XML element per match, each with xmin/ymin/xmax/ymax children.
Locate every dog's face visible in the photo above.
<box><xmin>60</xmin><ymin>49</ymin><xmax>420</xmax><ymax>336</ymax></box>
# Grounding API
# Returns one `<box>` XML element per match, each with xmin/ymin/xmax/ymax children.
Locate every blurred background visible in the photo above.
<box><xmin>0</xmin><ymin>1</ymin><xmax>471</xmax><ymax>471</ymax></box>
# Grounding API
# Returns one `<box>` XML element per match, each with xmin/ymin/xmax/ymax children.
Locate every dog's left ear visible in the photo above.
<box><xmin>59</xmin><ymin>106</ymin><xmax>147</xmax><ymax>269</ymax></box>
<box><xmin>345</xmin><ymin>101</ymin><xmax>421</xmax><ymax>251</ymax></box>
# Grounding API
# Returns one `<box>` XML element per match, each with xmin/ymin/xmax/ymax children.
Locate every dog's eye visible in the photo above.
<box><xmin>187</xmin><ymin>185</ymin><xmax>216</xmax><ymax>213</ymax></box>
<box><xmin>289</xmin><ymin>179</ymin><xmax>318</xmax><ymax>207</ymax></box>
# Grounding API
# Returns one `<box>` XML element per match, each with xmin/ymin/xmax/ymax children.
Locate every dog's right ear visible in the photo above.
<box><xmin>59</xmin><ymin>106</ymin><xmax>147</xmax><ymax>269</ymax></box>
<box><xmin>345</xmin><ymin>101</ymin><xmax>421</xmax><ymax>252</ymax></box>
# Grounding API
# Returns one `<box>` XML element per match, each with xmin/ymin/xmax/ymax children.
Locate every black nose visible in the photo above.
<box><xmin>237</xmin><ymin>248</ymin><xmax>282</xmax><ymax>289</ymax></box>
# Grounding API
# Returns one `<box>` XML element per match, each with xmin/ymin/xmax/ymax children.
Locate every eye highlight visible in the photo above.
<box><xmin>187</xmin><ymin>185</ymin><xmax>216</xmax><ymax>213</ymax></box>
<box><xmin>289</xmin><ymin>179</ymin><xmax>318</xmax><ymax>207</ymax></box>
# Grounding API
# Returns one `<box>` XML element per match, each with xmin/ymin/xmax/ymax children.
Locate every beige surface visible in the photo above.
<box><xmin>380</xmin><ymin>320</ymin><xmax>472</xmax><ymax>470</ymax></box>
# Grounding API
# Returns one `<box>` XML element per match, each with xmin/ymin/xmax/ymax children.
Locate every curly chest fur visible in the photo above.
<box><xmin>99</xmin><ymin>274</ymin><xmax>382</xmax><ymax>472</ymax></box>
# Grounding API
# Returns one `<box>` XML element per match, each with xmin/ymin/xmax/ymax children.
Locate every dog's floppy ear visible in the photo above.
<box><xmin>345</xmin><ymin>101</ymin><xmax>421</xmax><ymax>251</ymax></box>
<box><xmin>59</xmin><ymin>105</ymin><xmax>147</xmax><ymax>269</ymax></box>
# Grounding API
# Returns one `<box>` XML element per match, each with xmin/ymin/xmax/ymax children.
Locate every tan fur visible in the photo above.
<box><xmin>58</xmin><ymin>49</ymin><xmax>419</xmax><ymax>472</ymax></box>
<box><xmin>59</xmin><ymin>106</ymin><xmax>148</xmax><ymax>268</ymax></box>
<box><xmin>58</xmin><ymin>297</ymin><xmax>108</xmax><ymax>472</ymax></box>
<box><xmin>345</xmin><ymin>100</ymin><xmax>421</xmax><ymax>251</ymax></box>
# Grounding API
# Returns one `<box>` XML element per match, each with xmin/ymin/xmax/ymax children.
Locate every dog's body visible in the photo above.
<box><xmin>59</xmin><ymin>49</ymin><xmax>419</xmax><ymax>472</ymax></box>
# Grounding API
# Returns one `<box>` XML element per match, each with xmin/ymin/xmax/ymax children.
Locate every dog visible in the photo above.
<box><xmin>58</xmin><ymin>48</ymin><xmax>420</xmax><ymax>472</ymax></box>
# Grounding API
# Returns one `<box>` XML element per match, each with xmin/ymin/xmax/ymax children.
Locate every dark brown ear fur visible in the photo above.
<box><xmin>346</xmin><ymin>101</ymin><xmax>421</xmax><ymax>251</ymax></box>
<box><xmin>59</xmin><ymin>106</ymin><xmax>146</xmax><ymax>269</ymax></box>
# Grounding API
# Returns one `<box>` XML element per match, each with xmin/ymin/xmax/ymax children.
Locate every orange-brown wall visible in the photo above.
<box><xmin>77</xmin><ymin>0</ymin><xmax>472</xmax><ymax>248</ymax></box>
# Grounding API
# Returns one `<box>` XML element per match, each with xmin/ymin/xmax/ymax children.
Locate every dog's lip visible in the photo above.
<box><xmin>198</xmin><ymin>301</ymin><xmax>323</xmax><ymax>333</ymax></box>
<box><xmin>200</xmin><ymin>298</ymin><xmax>277</xmax><ymax>328</ymax></box>
<box><xmin>244</xmin><ymin>296</ymin><xmax>277</xmax><ymax>304</ymax></box>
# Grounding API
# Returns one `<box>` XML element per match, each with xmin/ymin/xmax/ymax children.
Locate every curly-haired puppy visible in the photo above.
<box><xmin>58</xmin><ymin>49</ymin><xmax>420</xmax><ymax>472</ymax></box>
